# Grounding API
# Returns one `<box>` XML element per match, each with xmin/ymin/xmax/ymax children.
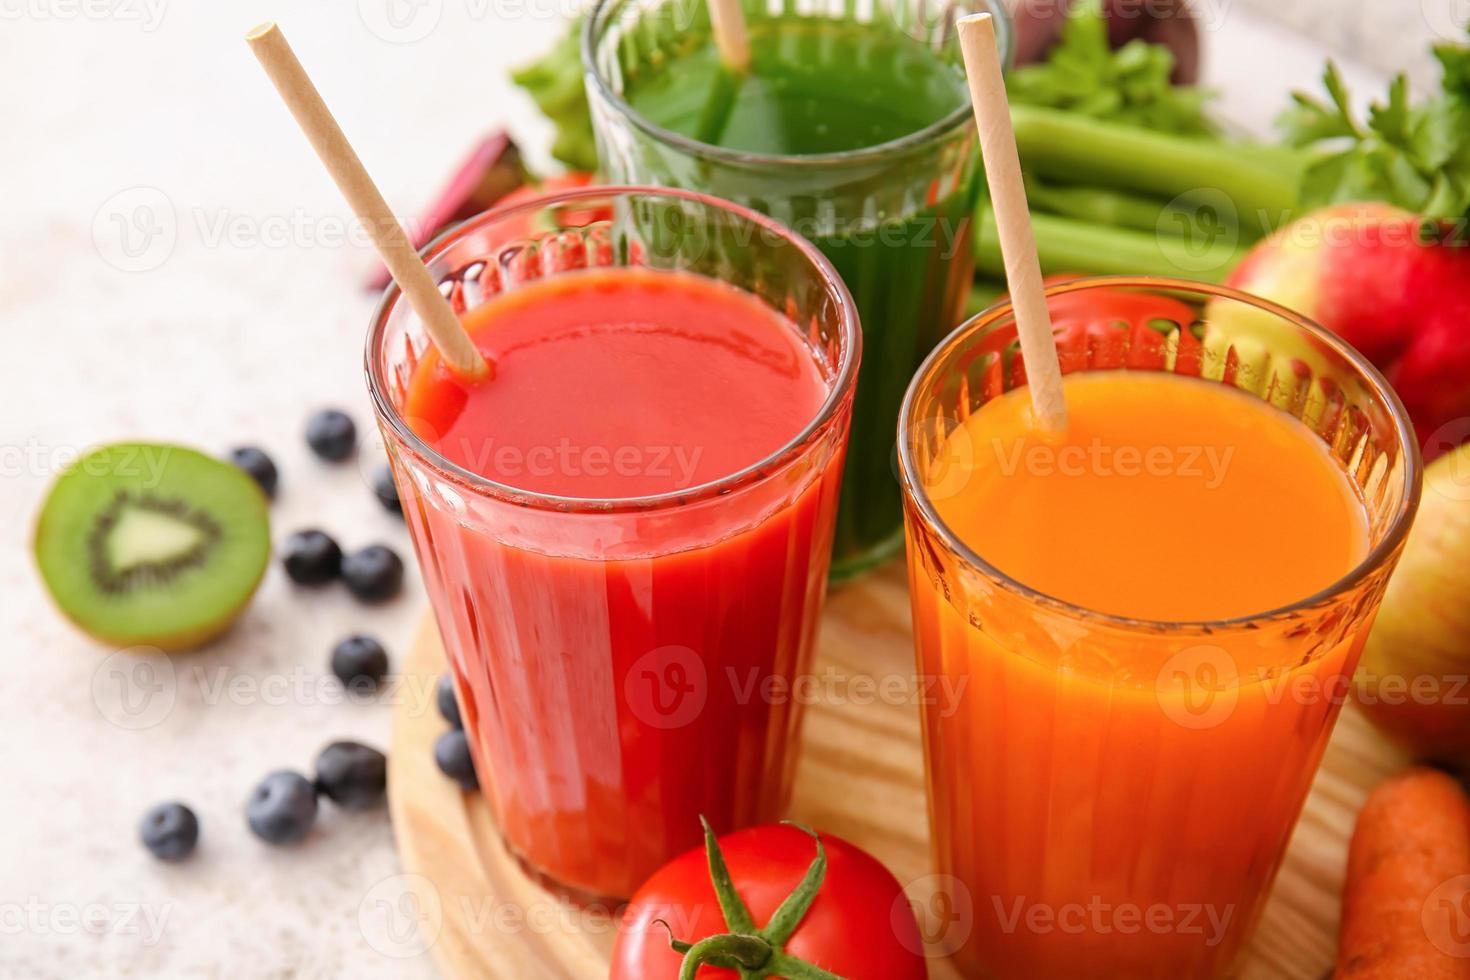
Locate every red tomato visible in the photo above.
<box><xmin>612</xmin><ymin>824</ymin><xmax>926</xmax><ymax>980</ymax></box>
<box><xmin>493</xmin><ymin>172</ymin><xmax>600</xmax><ymax>216</ymax></box>
<box><xmin>473</xmin><ymin>173</ymin><xmax>610</xmax><ymax>248</ymax></box>
<box><xmin>1001</xmin><ymin>276</ymin><xmax>1202</xmax><ymax>382</ymax></box>
<box><xmin>473</xmin><ymin>175</ymin><xmax>617</xmax><ymax>292</ymax></box>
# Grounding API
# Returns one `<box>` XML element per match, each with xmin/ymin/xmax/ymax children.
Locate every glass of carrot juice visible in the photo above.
<box><xmin>367</xmin><ymin>186</ymin><xmax>860</xmax><ymax>904</ymax></box>
<box><xmin>897</xmin><ymin>277</ymin><xmax>1420</xmax><ymax>978</ymax></box>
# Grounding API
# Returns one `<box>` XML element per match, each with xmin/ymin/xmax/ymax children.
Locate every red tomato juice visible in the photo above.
<box><xmin>398</xmin><ymin>266</ymin><xmax>847</xmax><ymax>901</ymax></box>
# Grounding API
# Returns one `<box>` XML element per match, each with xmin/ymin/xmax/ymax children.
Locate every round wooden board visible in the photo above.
<box><xmin>388</xmin><ymin>561</ymin><xmax>1410</xmax><ymax>979</ymax></box>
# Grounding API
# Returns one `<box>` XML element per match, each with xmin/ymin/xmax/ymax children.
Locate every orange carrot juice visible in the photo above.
<box><xmin>898</xmin><ymin>280</ymin><xmax>1420</xmax><ymax>979</ymax></box>
<box><xmin>933</xmin><ymin>374</ymin><xmax>1366</xmax><ymax>621</ymax></box>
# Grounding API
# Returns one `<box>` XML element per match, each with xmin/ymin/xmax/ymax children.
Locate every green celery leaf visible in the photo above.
<box><xmin>1368</xmin><ymin>75</ymin><xmax>1412</xmax><ymax>146</ymax></box>
<box><xmin>1420</xmin><ymin>173</ymin><xmax>1466</xmax><ymax>218</ymax></box>
<box><xmin>1277</xmin><ymin>91</ymin><xmax>1356</xmax><ymax>146</ymax></box>
<box><xmin>510</xmin><ymin>18</ymin><xmax>598</xmax><ymax>172</ymax></box>
<box><xmin>1382</xmin><ymin>150</ymin><xmax>1435</xmax><ymax>208</ymax></box>
<box><xmin>1435</xmin><ymin>39</ymin><xmax>1470</xmax><ymax>100</ymax></box>
<box><xmin>1409</xmin><ymin>100</ymin><xmax>1464</xmax><ymax>171</ymax></box>
<box><xmin>1322</xmin><ymin>62</ymin><xmax>1365</xmax><ymax>138</ymax></box>
<box><xmin>1278</xmin><ymin>33</ymin><xmax>1470</xmax><ymax>216</ymax></box>
<box><xmin>1005</xmin><ymin>0</ymin><xmax>1217</xmax><ymax>136</ymax></box>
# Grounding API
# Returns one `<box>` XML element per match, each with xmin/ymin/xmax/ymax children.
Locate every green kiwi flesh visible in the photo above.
<box><xmin>34</xmin><ymin>443</ymin><xmax>271</xmax><ymax>650</ymax></box>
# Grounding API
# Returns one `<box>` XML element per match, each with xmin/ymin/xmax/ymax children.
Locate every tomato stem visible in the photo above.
<box><xmin>677</xmin><ymin>934</ymin><xmax>772</xmax><ymax>980</ymax></box>
<box><xmin>701</xmin><ymin>815</ymin><xmax>756</xmax><ymax>934</ymax></box>
<box><xmin>666</xmin><ymin>819</ymin><xmax>852</xmax><ymax>979</ymax></box>
<box><xmin>759</xmin><ymin>824</ymin><xmax>826</xmax><ymax>945</ymax></box>
<box><xmin>767</xmin><ymin>952</ymin><xmax>846</xmax><ymax>980</ymax></box>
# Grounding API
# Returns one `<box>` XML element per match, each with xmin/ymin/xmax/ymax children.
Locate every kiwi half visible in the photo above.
<box><xmin>35</xmin><ymin>443</ymin><xmax>271</xmax><ymax>651</ymax></box>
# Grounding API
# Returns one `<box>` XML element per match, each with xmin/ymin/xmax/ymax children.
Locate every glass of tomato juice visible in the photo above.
<box><xmin>896</xmin><ymin>278</ymin><xmax>1421</xmax><ymax>977</ymax></box>
<box><xmin>367</xmin><ymin>186</ymin><xmax>860</xmax><ymax>903</ymax></box>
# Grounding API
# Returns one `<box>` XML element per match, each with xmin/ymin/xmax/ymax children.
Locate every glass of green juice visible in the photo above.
<box><xmin>584</xmin><ymin>0</ymin><xmax>1010</xmax><ymax>580</ymax></box>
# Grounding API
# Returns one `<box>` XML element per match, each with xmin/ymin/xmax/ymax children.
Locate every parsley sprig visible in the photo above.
<box><xmin>1279</xmin><ymin>30</ymin><xmax>1470</xmax><ymax>219</ymax></box>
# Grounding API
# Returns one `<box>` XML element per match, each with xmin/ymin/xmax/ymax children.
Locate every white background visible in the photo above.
<box><xmin>0</xmin><ymin>1</ymin><xmax>1416</xmax><ymax>976</ymax></box>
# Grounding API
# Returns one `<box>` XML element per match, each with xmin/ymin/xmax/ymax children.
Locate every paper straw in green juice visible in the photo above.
<box><xmin>694</xmin><ymin>0</ymin><xmax>750</xmax><ymax>144</ymax></box>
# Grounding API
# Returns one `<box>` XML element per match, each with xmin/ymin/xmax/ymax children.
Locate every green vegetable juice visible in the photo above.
<box><xmin>619</xmin><ymin>15</ymin><xmax>979</xmax><ymax>576</ymax></box>
<box><xmin>625</xmin><ymin>20</ymin><xmax>968</xmax><ymax>154</ymax></box>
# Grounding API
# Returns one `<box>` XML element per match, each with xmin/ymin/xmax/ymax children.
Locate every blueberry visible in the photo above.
<box><xmin>314</xmin><ymin>741</ymin><xmax>387</xmax><ymax>810</ymax></box>
<box><xmin>341</xmin><ymin>544</ymin><xmax>404</xmax><ymax>603</ymax></box>
<box><xmin>246</xmin><ymin>771</ymin><xmax>318</xmax><ymax>845</ymax></box>
<box><xmin>436</xmin><ymin>675</ymin><xmax>462</xmax><ymax>729</ymax></box>
<box><xmin>372</xmin><ymin>464</ymin><xmax>402</xmax><ymax>516</ymax></box>
<box><xmin>228</xmin><ymin>446</ymin><xmax>278</xmax><ymax>498</ymax></box>
<box><xmin>139</xmin><ymin>802</ymin><xmax>199</xmax><ymax>861</ymax></box>
<box><xmin>305</xmin><ymin>409</ymin><xmax>356</xmax><ymax>462</ymax></box>
<box><xmin>331</xmin><ymin>635</ymin><xmax>389</xmax><ymax>691</ymax></box>
<box><xmin>434</xmin><ymin>730</ymin><xmax>478</xmax><ymax>791</ymax></box>
<box><xmin>282</xmin><ymin>529</ymin><xmax>342</xmax><ymax>585</ymax></box>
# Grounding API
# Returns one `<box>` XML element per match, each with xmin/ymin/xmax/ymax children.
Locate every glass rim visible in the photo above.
<box><xmin>896</xmin><ymin>275</ymin><xmax>1424</xmax><ymax>633</ymax></box>
<box><xmin>581</xmin><ymin>0</ymin><xmax>1011</xmax><ymax>169</ymax></box>
<box><xmin>365</xmin><ymin>184</ymin><xmax>862</xmax><ymax>515</ymax></box>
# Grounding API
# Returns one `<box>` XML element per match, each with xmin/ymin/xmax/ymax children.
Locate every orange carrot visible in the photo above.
<box><xmin>1337</xmin><ymin>767</ymin><xmax>1470</xmax><ymax>979</ymax></box>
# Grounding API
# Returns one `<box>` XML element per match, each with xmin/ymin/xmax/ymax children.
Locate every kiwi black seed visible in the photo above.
<box><xmin>34</xmin><ymin>442</ymin><xmax>271</xmax><ymax>651</ymax></box>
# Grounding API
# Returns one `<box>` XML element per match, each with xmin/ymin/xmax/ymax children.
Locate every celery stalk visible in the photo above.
<box><xmin>975</xmin><ymin>208</ymin><xmax>1247</xmax><ymax>283</ymax></box>
<box><xmin>1010</xmin><ymin>106</ymin><xmax>1304</xmax><ymax>238</ymax></box>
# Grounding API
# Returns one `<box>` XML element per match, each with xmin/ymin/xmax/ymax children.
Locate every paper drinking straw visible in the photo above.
<box><xmin>245</xmin><ymin>22</ymin><xmax>491</xmax><ymax>381</ymax></box>
<box><xmin>707</xmin><ymin>0</ymin><xmax>752</xmax><ymax>73</ymax></box>
<box><xmin>957</xmin><ymin>13</ymin><xmax>1068</xmax><ymax>431</ymax></box>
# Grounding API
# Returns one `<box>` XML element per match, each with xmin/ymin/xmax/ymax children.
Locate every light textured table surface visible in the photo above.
<box><xmin>0</xmin><ymin>2</ymin><xmax>1400</xmax><ymax>977</ymax></box>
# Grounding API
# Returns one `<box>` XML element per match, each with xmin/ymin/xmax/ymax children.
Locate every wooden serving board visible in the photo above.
<box><xmin>388</xmin><ymin>561</ymin><xmax>1409</xmax><ymax>979</ymax></box>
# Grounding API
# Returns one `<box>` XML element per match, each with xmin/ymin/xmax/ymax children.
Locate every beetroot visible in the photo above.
<box><xmin>366</xmin><ymin>131</ymin><xmax>525</xmax><ymax>291</ymax></box>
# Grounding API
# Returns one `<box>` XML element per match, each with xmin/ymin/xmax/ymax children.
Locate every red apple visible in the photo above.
<box><xmin>1354</xmin><ymin>443</ymin><xmax>1470</xmax><ymax>763</ymax></box>
<box><xmin>1226</xmin><ymin>203</ymin><xmax>1470</xmax><ymax>460</ymax></box>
